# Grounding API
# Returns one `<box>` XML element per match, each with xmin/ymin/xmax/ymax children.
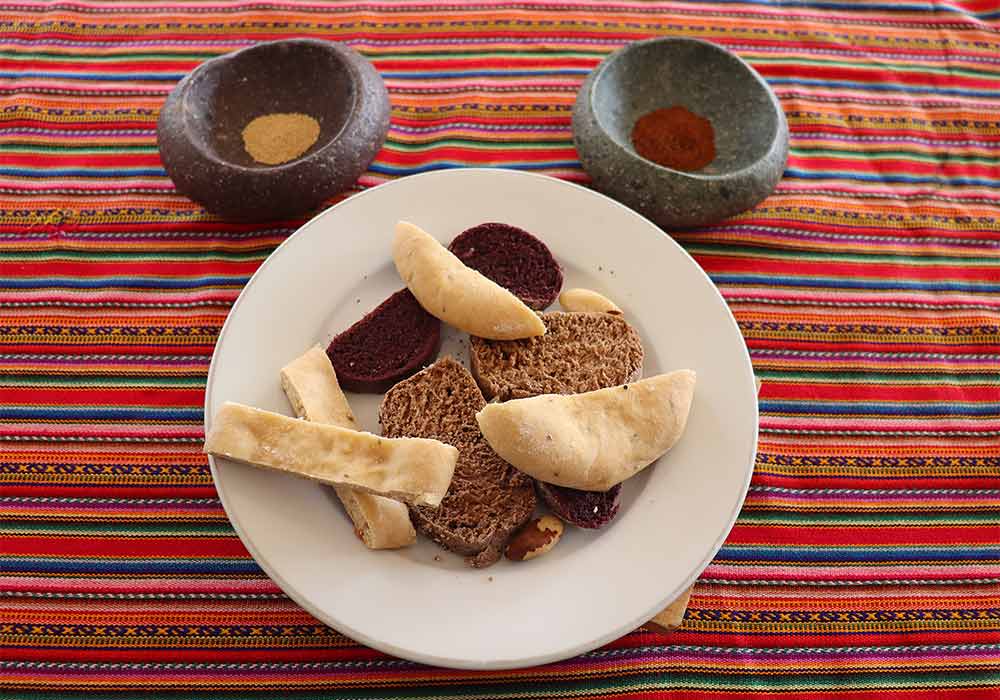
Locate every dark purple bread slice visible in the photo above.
<box><xmin>537</xmin><ymin>481</ymin><xmax>622</xmax><ymax>529</ymax></box>
<box><xmin>448</xmin><ymin>222</ymin><xmax>562</xmax><ymax>310</ymax></box>
<box><xmin>379</xmin><ymin>357</ymin><xmax>536</xmax><ymax>568</ymax></box>
<box><xmin>327</xmin><ymin>288</ymin><xmax>441</xmax><ymax>394</ymax></box>
<box><xmin>470</xmin><ymin>311</ymin><xmax>643</xmax><ymax>401</ymax></box>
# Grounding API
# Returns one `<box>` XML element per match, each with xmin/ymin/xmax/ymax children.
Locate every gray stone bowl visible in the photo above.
<box><xmin>158</xmin><ymin>39</ymin><xmax>390</xmax><ymax>221</ymax></box>
<box><xmin>573</xmin><ymin>37</ymin><xmax>788</xmax><ymax>229</ymax></box>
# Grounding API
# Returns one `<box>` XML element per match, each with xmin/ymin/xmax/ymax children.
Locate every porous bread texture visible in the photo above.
<box><xmin>379</xmin><ymin>357</ymin><xmax>536</xmax><ymax>568</ymax></box>
<box><xmin>470</xmin><ymin>311</ymin><xmax>643</xmax><ymax>401</ymax></box>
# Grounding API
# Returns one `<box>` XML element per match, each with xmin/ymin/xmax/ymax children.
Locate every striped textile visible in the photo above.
<box><xmin>1</xmin><ymin>1</ymin><xmax>999</xmax><ymax>697</ymax></box>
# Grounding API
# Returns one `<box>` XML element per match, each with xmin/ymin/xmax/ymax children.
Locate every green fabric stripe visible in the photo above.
<box><xmin>5</xmin><ymin>670</ymin><xmax>1000</xmax><ymax>697</ymax></box>
<box><xmin>791</xmin><ymin>146</ymin><xmax>1000</xmax><ymax>165</ymax></box>
<box><xmin>0</xmin><ymin>522</ymin><xmax>233</xmax><ymax>536</ymax></box>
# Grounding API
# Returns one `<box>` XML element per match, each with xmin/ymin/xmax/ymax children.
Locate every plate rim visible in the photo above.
<box><xmin>205</xmin><ymin>167</ymin><xmax>758</xmax><ymax>669</ymax></box>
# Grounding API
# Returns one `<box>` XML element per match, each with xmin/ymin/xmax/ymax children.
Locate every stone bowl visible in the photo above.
<box><xmin>573</xmin><ymin>37</ymin><xmax>788</xmax><ymax>229</ymax></box>
<box><xmin>158</xmin><ymin>39</ymin><xmax>390</xmax><ymax>221</ymax></box>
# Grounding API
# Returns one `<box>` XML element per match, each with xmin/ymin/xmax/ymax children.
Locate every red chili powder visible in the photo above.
<box><xmin>631</xmin><ymin>105</ymin><xmax>716</xmax><ymax>172</ymax></box>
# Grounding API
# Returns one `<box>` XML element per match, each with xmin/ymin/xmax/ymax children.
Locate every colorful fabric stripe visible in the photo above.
<box><xmin>1</xmin><ymin>1</ymin><xmax>999</xmax><ymax>697</ymax></box>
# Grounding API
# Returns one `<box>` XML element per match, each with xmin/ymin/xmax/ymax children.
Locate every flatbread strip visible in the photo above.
<box><xmin>204</xmin><ymin>402</ymin><xmax>458</xmax><ymax>508</ymax></box>
<box><xmin>646</xmin><ymin>376</ymin><xmax>763</xmax><ymax>633</ymax></box>
<box><xmin>280</xmin><ymin>346</ymin><xmax>416</xmax><ymax>550</ymax></box>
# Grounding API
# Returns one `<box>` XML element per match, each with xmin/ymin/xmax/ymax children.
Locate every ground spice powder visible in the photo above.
<box><xmin>631</xmin><ymin>105</ymin><xmax>715</xmax><ymax>171</ymax></box>
<box><xmin>242</xmin><ymin>112</ymin><xmax>320</xmax><ymax>165</ymax></box>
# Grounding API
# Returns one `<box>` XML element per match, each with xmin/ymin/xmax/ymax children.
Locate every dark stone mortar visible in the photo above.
<box><xmin>157</xmin><ymin>39</ymin><xmax>390</xmax><ymax>221</ymax></box>
<box><xmin>573</xmin><ymin>37</ymin><xmax>789</xmax><ymax>229</ymax></box>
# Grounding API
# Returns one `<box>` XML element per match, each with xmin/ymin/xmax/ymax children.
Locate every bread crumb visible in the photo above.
<box><xmin>433</xmin><ymin>554</ymin><xmax>442</xmax><ymax>562</ymax></box>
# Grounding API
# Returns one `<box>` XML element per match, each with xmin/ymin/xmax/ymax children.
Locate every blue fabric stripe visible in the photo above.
<box><xmin>0</xmin><ymin>557</ymin><xmax>263</xmax><ymax>574</ymax></box>
<box><xmin>0</xmin><ymin>167</ymin><xmax>166</xmax><ymax>178</ymax></box>
<box><xmin>717</xmin><ymin>546</ymin><xmax>1000</xmax><ymax>562</ymax></box>
<box><xmin>709</xmin><ymin>274</ymin><xmax>1000</xmax><ymax>292</ymax></box>
<box><xmin>369</xmin><ymin>161</ymin><xmax>581</xmax><ymax>175</ymax></box>
<box><xmin>0</xmin><ymin>276</ymin><xmax>247</xmax><ymax>289</ymax></box>
<box><xmin>0</xmin><ymin>407</ymin><xmax>203</xmax><ymax>420</ymax></box>
<box><xmin>760</xmin><ymin>401</ymin><xmax>1000</xmax><ymax>416</ymax></box>
<box><xmin>785</xmin><ymin>168</ymin><xmax>1000</xmax><ymax>187</ymax></box>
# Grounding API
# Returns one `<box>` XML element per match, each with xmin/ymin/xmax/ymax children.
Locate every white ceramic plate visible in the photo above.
<box><xmin>206</xmin><ymin>168</ymin><xmax>757</xmax><ymax>670</ymax></box>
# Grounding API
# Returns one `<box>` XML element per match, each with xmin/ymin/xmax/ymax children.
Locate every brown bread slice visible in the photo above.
<box><xmin>379</xmin><ymin>357</ymin><xmax>536</xmax><ymax>568</ymax></box>
<box><xmin>469</xmin><ymin>311</ymin><xmax>643</xmax><ymax>401</ymax></box>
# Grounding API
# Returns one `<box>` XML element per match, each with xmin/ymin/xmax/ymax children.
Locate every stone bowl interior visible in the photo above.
<box><xmin>592</xmin><ymin>39</ymin><xmax>779</xmax><ymax>175</ymax></box>
<box><xmin>183</xmin><ymin>41</ymin><xmax>356</xmax><ymax>169</ymax></box>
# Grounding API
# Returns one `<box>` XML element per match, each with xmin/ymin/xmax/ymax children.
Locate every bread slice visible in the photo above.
<box><xmin>280</xmin><ymin>345</ymin><xmax>416</xmax><ymax>550</ymax></box>
<box><xmin>204</xmin><ymin>402</ymin><xmax>457</xmax><ymax>508</ymax></box>
<box><xmin>379</xmin><ymin>357</ymin><xmax>536</xmax><ymax>568</ymax></box>
<box><xmin>470</xmin><ymin>311</ymin><xmax>643</xmax><ymax>401</ymax></box>
<box><xmin>448</xmin><ymin>222</ymin><xmax>563</xmax><ymax>310</ymax></box>
<box><xmin>327</xmin><ymin>288</ymin><xmax>441</xmax><ymax>394</ymax></box>
<box><xmin>537</xmin><ymin>481</ymin><xmax>621</xmax><ymax>529</ymax></box>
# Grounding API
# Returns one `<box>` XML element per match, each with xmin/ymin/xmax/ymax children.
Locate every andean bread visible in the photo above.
<box><xmin>204</xmin><ymin>402</ymin><xmax>458</xmax><ymax>507</ymax></box>
<box><xmin>392</xmin><ymin>221</ymin><xmax>546</xmax><ymax>340</ymax></box>
<box><xmin>558</xmin><ymin>288</ymin><xmax>622</xmax><ymax>315</ymax></box>
<box><xmin>476</xmin><ymin>370</ymin><xmax>696</xmax><ymax>491</ymax></box>
<box><xmin>448</xmin><ymin>222</ymin><xmax>563</xmax><ymax>310</ymax></box>
<box><xmin>537</xmin><ymin>481</ymin><xmax>621</xmax><ymax>529</ymax></box>
<box><xmin>470</xmin><ymin>311</ymin><xmax>643</xmax><ymax>401</ymax></box>
<box><xmin>280</xmin><ymin>345</ymin><xmax>416</xmax><ymax>550</ymax></box>
<box><xmin>326</xmin><ymin>289</ymin><xmax>441</xmax><ymax>394</ymax></box>
<box><xmin>379</xmin><ymin>357</ymin><xmax>536</xmax><ymax>568</ymax></box>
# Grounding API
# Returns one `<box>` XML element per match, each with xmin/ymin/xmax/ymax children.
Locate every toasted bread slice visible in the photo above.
<box><xmin>379</xmin><ymin>357</ymin><xmax>536</xmax><ymax>568</ymax></box>
<box><xmin>469</xmin><ymin>311</ymin><xmax>643</xmax><ymax>401</ymax></box>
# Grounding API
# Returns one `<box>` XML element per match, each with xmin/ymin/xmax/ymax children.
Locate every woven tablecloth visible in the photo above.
<box><xmin>2</xmin><ymin>2</ymin><xmax>999</xmax><ymax>697</ymax></box>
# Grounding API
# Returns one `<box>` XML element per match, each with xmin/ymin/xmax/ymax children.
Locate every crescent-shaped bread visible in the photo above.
<box><xmin>476</xmin><ymin>370</ymin><xmax>696</xmax><ymax>491</ymax></box>
<box><xmin>204</xmin><ymin>402</ymin><xmax>458</xmax><ymax>507</ymax></box>
<box><xmin>392</xmin><ymin>220</ymin><xmax>546</xmax><ymax>340</ymax></box>
<box><xmin>558</xmin><ymin>288</ymin><xmax>622</xmax><ymax>315</ymax></box>
<box><xmin>280</xmin><ymin>345</ymin><xmax>416</xmax><ymax>550</ymax></box>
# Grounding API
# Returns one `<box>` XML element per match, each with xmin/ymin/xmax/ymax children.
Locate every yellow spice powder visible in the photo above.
<box><xmin>242</xmin><ymin>113</ymin><xmax>320</xmax><ymax>165</ymax></box>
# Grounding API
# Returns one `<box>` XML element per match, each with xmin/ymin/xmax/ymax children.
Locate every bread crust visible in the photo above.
<box><xmin>204</xmin><ymin>402</ymin><xmax>457</xmax><ymax>507</ymax></box>
<box><xmin>476</xmin><ymin>371</ymin><xmax>696</xmax><ymax>491</ymax></box>
<box><xmin>280</xmin><ymin>346</ymin><xmax>416</xmax><ymax>550</ymax></box>
<box><xmin>392</xmin><ymin>221</ymin><xmax>546</xmax><ymax>340</ymax></box>
<box><xmin>379</xmin><ymin>357</ymin><xmax>535</xmax><ymax>567</ymax></box>
<box><xmin>470</xmin><ymin>311</ymin><xmax>643</xmax><ymax>401</ymax></box>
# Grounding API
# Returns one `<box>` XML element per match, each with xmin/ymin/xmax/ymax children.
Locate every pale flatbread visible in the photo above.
<box><xmin>392</xmin><ymin>221</ymin><xmax>546</xmax><ymax>340</ymax></box>
<box><xmin>280</xmin><ymin>346</ymin><xmax>416</xmax><ymax>550</ymax></box>
<box><xmin>476</xmin><ymin>370</ymin><xmax>696</xmax><ymax>491</ymax></box>
<box><xmin>204</xmin><ymin>402</ymin><xmax>457</xmax><ymax>507</ymax></box>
